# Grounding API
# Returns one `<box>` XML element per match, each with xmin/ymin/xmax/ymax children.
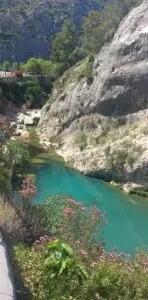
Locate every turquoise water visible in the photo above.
<box><xmin>34</xmin><ymin>163</ymin><xmax>148</xmax><ymax>255</ymax></box>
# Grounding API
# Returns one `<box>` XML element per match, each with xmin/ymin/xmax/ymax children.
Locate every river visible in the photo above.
<box><xmin>34</xmin><ymin>162</ymin><xmax>148</xmax><ymax>256</ymax></box>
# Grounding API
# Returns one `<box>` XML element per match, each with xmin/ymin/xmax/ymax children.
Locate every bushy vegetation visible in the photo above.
<box><xmin>2</xmin><ymin>179</ymin><xmax>146</xmax><ymax>300</ymax></box>
<box><xmin>0</xmin><ymin>80</ymin><xmax>48</xmax><ymax>108</ymax></box>
<box><xmin>0</xmin><ymin>115</ymin><xmax>12</xmax><ymax>197</ymax></box>
<box><xmin>78</xmin><ymin>55</ymin><xmax>94</xmax><ymax>84</ymax></box>
<box><xmin>82</xmin><ymin>0</ymin><xmax>142</xmax><ymax>54</ymax></box>
<box><xmin>129</xmin><ymin>187</ymin><xmax>148</xmax><ymax>198</ymax></box>
<box><xmin>0</xmin><ymin>124</ymin><xmax>31</xmax><ymax>196</ymax></box>
<box><xmin>75</xmin><ymin>133</ymin><xmax>87</xmax><ymax>151</ymax></box>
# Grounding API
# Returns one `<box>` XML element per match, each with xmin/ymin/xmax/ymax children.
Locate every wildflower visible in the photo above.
<box><xmin>19</xmin><ymin>177</ymin><xmax>37</xmax><ymax>200</ymax></box>
<box><xmin>80</xmin><ymin>250</ymin><xmax>88</xmax><ymax>258</ymax></box>
<box><xmin>90</xmin><ymin>262</ymin><xmax>98</xmax><ymax>268</ymax></box>
<box><xmin>143</xmin><ymin>261</ymin><xmax>148</xmax><ymax>265</ymax></box>
<box><xmin>63</xmin><ymin>207</ymin><xmax>75</xmax><ymax>217</ymax></box>
<box><xmin>67</xmin><ymin>198</ymin><xmax>83</xmax><ymax>208</ymax></box>
<box><xmin>144</xmin><ymin>268</ymin><xmax>148</xmax><ymax>273</ymax></box>
<box><xmin>95</xmin><ymin>292</ymin><xmax>101</xmax><ymax>299</ymax></box>
<box><xmin>67</xmin><ymin>198</ymin><xmax>76</xmax><ymax>205</ymax></box>
<box><xmin>75</xmin><ymin>240</ymin><xmax>82</xmax><ymax>247</ymax></box>
<box><xmin>38</xmin><ymin>244</ymin><xmax>44</xmax><ymax>251</ymax></box>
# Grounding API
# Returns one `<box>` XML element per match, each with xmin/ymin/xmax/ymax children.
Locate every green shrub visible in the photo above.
<box><xmin>14</xmin><ymin>240</ymin><xmax>87</xmax><ymax>300</ymax></box>
<box><xmin>75</xmin><ymin>133</ymin><xmax>87</xmax><ymax>151</ymax></box>
<box><xmin>24</xmin><ymin>81</ymin><xmax>47</xmax><ymax>108</ymax></box>
<box><xmin>78</xmin><ymin>55</ymin><xmax>94</xmax><ymax>84</ymax></box>
<box><xmin>129</xmin><ymin>187</ymin><xmax>148</xmax><ymax>198</ymax></box>
<box><xmin>14</xmin><ymin>242</ymin><xmax>148</xmax><ymax>300</ymax></box>
<box><xmin>81</xmin><ymin>257</ymin><xmax>148</xmax><ymax>300</ymax></box>
<box><xmin>8</xmin><ymin>140</ymin><xmax>31</xmax><ymax>182</ymax></box>
<box><xmin>40</xmin><ymin>195</ymin><xmax>105</xmax><ymax>254</ymax></box>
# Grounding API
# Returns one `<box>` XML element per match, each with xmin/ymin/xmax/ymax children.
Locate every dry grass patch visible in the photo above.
<box><xmin>0</xmin><ymin>200</ymin><xmax>21</xmax><ymax>235</ymax></box>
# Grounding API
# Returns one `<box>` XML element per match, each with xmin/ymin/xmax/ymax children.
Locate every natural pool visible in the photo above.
<box><xmin>34</xmin><ymin>162</ymin><xmax>148</xmax><ymax>256</ymax></box>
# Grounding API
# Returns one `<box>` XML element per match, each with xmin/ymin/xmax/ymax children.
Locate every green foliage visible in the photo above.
<box><xmin>45</xmin><ymin>240</ymin><xmax>87</xmax><ymax>280</ymax></box>
<box><xmin>3</xmin><ymin>60</ymin><xmax>10</xmax><ymax>71</ymax></box>
<box><xmin>8</xmin><ymin>140</ymin><xmax>31</xmax><ymax>180</ymax></box>
<box><xmin>12</xmin><ymin>61</ymin><xmax>18</xmax><ymax>71</ymax></box>
<box><xmin>40</xmin><ymin>195</ymin><xmax>104</xmax><ymax>254</ymax></box>
<box><xmin>51</xmin><ymin>20</ymin><xmax>84</xmax><ymax>73</ymax></box>
<box><xmin>22</xmin><ymin>58</ymin><xmax>42</xmax><ymax>74</ymax></box>
<box><xmin>129</xmin><ymin>187</ymin><xmax>148</xmax><ymax>198</ymax></box>
<box><xmin>78</xmin><ymin>55</ymin><xmax>94</xmax><ymax>84</ymax></box>
<box><xmin>0</xmin><ymin>79</ymin><xmax>48</xmax><ymax>108</ymax></box>
<box><xmin>0</xmin><ymin>81</ymin><xmax>27</xmax><ymax>105</ymax></box>
<box><xmin>52</xmin><ymin>20</ymin><xmax>76</xmax><ymax>66</ymax></box>
<box><xmin>40</xmin><ymin>60</ymin><xmax>64</xmax><ymax>81</ymax></box>
<box><xmin>14</xmin><ymin>240</ymin><xmax>87</xmax><ymax>300</ymax></box>
<box><xmin>14</xmin><ymin>242</ymin><xmax>148</xmax><ymax>300</ymax></box>
<box><xmin>82</xmin><ymin>0</ymin><xmax>143</xmax><ymax>54</ymax></box>
<box><xmin>81</xmin><ymin>251</ymin><xmax>148</xmax><ymax>299</ymax></box>
<box><xmin>24</xmin><ymin>81</ymin><xmax>46</xmax><ymax>108</ymax></box>
<box><xmin>75</xmin><ymin>133</ymin><xmax>87</xmax><ymax>151</ymax></box>
<box><xmin>0</xmin><ymin>162</ymin><xmax>11</xmax><ymax>196</ymax></box>
<box><xmin>22</xmin><ymin>57</ymin><xmax>64</xmax><ymax>81</ymax></box>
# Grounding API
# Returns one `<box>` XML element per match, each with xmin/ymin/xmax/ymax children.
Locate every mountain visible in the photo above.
<box><xmin>0</xmin><ymin>0</ymin><xmax>106</xmax><ymax>63</ymax></box>
<box><xmin>38</xmin><ymin>0</ymin><xmax>148</xmax><ymax>186</ymax></box>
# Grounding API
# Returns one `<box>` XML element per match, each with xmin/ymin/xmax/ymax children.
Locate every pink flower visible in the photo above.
<box><xmin>63</xmin><ymin>207</ymin><xmax>75</xmax><ymax>217</ymax></box>
<box><xmin>67</xmin><ymin>198</ymin><xmax>76</xmax><ymax>205</ymax></box>
<box><xmin>143</xmin><ymin>262</ymin><xmax>148</xmax><ymax>265</ymax></box>
<box><xmin>144</xmin><ymin>268</ymin><xmax>148</xmax><ymax>273</ymax></box>
<box><xmin>75</xmin><ymin>240</ymin><xmax>82</xmax><ymax>247</ymax></box>
<box><xmin>90</xmin><ymin>262</ymin><xmax>98</xmax><ymax>268</ymax></box>
<box><xmin>80</xmin><ymin>250</ymin><xmax>88</xmax><ymax>258</ymax></box>
<box><xmin>19</xmin><ymin>177</ymin><xmax>37</xmax><ymax>200</ymax></box>
<box><xmin>95</xmin><ymin>292</ymin><xmax>101</xmax><ymax>299</ymax></box>
<box><xmin>67</xmin><ymin>198</ymin><xmax>83</xmax><ymax>208</ymax></box>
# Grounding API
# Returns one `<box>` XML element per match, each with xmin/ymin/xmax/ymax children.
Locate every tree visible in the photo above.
<box><xmin>12</xmin><ymin>61</ymin><xmax>18</xmax><ymax>71</ymax></box>
<box><xmin>23</xmin><ymin>58</ymin><xmax>42</xmax><ymax>74</ymax></box>
<box><xmin>82</xmin><ymin>0</ymin><xmax>143</xmax><ymax>54</ymax></box>
<box><xmin>52</xmin><ymin>20</ymin><xmax>77</xmax><ymax>69</ymax></box>
<box><xmin>8</xmin><ymin>140</ymin><xmax>31</xmax><ymax>180</ymax></box>
<box><xmin>3</xmin><ymin>61</ymin><xmax>10</xmax><ymax>71</ymax></box>
<box><xmin>83</xmin><ymin>11</ymin><xmax>103</xmax><ymax>53</ymax></box>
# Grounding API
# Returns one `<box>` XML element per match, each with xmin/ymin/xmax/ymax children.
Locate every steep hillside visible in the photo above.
<box><xmin>38</xmin><ymin>0</ymin><xmax>148</xmax><ymax>186</ymax></box>
<box><xmin>0</xmin><ymin>0</ymin><xmax>105</xmax><ymax>62</ymax></box>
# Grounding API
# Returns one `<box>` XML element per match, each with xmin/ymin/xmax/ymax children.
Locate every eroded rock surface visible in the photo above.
<box><xmin>38</xmin><ymin>1</ymin><xmax>148</xmax><ymax>185</ymax></box>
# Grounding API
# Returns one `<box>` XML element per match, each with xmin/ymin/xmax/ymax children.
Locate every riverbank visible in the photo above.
<box><xmin>11</xmin><ymin>116</ymin><xmax>148</xmax><ymax>200</ymax></box>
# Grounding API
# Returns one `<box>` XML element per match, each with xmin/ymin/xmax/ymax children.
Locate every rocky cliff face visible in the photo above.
<box><xmin>38</xmin><ymin>0</ymin><xmax>148</xmax><ymax>186</ymax></box>
<box><xmin>0</xmin><ymin>0</ymin><xmax>103</xmax><ymax>62</ymax></box>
